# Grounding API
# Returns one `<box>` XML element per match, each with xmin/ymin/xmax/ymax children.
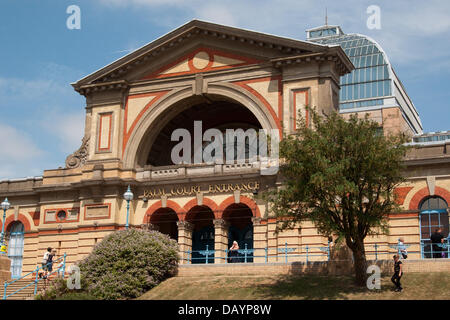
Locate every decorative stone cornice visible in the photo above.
<box><xmin>73</xmin><ymin>80</ymin><xmax>129</xmax><ymax>97</ymax></box>
<box><xmin>65</xmin><ymin>135</ymin><xmax>90</xmax><ymax>169</ymax></box>
<box><xmin>270</xmin><ymin>49</ymin><xmax>354</xmax><ymax>76</ymax></box>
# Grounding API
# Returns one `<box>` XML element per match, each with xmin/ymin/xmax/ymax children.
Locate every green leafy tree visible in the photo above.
<box><xmin>265</xmin><ymin>109</ymin><xmax>410</xmax><ymax>286</ymax></box>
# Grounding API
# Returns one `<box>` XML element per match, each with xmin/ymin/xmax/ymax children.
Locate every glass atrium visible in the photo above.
<box><xmin>306</xmin><ymin>25</ymin><xmax>423</xmax><ymax>134</ymax></box>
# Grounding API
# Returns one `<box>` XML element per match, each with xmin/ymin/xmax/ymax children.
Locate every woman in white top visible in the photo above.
<box><xmin>40</xmin><ymin>247</ymin><xmax>52</xmax><ymax>279</ymax></box>
<box><xmin>229</xmin><ymin>241</ymin><xmax>240</xmax><ymax>263</ymax></box>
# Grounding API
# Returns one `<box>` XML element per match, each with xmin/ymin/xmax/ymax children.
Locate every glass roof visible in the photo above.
<box><xmin>311</xmin><ymin>34</ymin><xmax>392</xmax><ymax>106</ymax></box>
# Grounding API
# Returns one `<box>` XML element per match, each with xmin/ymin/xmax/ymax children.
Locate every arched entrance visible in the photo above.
<box><xmin>419</xmin><ymin>196</ymin><xmax>449</xmax><ymax>258</ymax></box>
<box><xmin>223</xmin><ymin>203</ymin><xmax>254</xmax><ymax>262</ymax></box>
<box><xmin>186</xmin><ymin>206</ymin><xmax>215</xmax><ymax>264</ymax></box>
<box><xmin>7</xmin><ymin>221</ymin><xmax>24</xmax><ymax>279</ymax></box>
<box><xmin>145</xmin><ymin>97</ymin><xmax>262</xmax><ymax>167</ymax></box>
<box><xmin>147</xmin><ymin>208</ymin><xmax>179</xmax><ymax>241</ymax></box>
<box><xmin>124</xmin><ymin>85</ymin><xmax>279</xmax><ymax>169</ymax></box>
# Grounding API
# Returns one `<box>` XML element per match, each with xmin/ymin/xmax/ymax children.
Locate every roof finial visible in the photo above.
<box><xmin>325</xmin><ymin>8</ymin><xmax>328</xmax><ymax>26</ymax></box>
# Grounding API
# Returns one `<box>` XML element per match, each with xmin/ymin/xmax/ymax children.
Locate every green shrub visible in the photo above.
<box><xmin>78</xmin><ymin>228</ymin><xmax>178</xmax><ymax>299</ymax></box>
<box><xmin>35</xmin><ymin>275</ymin><xmax>94</xmax><ymax>300</ymax></box>
<box><xmin>55</xmin><ymin>292</ymin><xmax>98</xmax><ymax>300</ymax></box>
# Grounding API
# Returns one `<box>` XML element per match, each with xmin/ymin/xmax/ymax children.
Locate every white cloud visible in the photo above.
<box><xmin>0</xmin><ymin>124</ymin><xmax>45</xmax><ymax>180</ymax></box>
<box><xmin>41</xmin><ymin>111</ymin><xmax>85</xmax><ymax>154</ymax></box>
<box><xmin>194</xmin><ymin>4</ymin><xmax>236</xmax><ymax>26</ymax></box>
<box><xmin>0</xmin><ymin>125</ymin><xmax>43</xmax><ymax>161</ymax></box>
<box><xmin>0</xmin><ymin>77</ymin><xmax>71</xmax><ymax>104</ymax></box>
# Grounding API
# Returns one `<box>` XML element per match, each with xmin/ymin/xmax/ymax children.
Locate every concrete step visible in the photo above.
<box><xmin>3</xmin><ymin>278</ymin><xmax>48</xmax><ymax>300</ymax></box>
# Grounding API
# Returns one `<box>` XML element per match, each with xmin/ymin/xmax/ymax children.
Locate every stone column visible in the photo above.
<box><xmin>252</xmin><ymin>217</ymin><xmax>267</xmax><ymax>263</ymax></box>
<box><xmin>177</xmin><ymin>221</ymin><xmax>193</xmax><ymax>265</ymax></box>
<box><xmin>213</xmin><ymin>219</ymin><xmax>229</xmax><ymax>264</ymax></box>
<box><xmin>0</xmin><ymin>255</ymin><xmax>11</xmax><ymax>285</ymax></box>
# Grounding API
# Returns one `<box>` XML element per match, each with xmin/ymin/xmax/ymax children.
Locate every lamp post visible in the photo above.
<box><xmin>1</xmin><ymin>198</ymin><xmax>11</xmax><ymax>254</ymax></box>
<box><xmin>123</xmin><ymin>186</ymin><xmax>134</xmax><ymax>230</ymax></box>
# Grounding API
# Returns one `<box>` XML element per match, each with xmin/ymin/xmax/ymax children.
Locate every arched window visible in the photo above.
<box><xmin>419</xmin><ymin>196</ymin><xmax>449</xmax><ymax>258</ymax></box>
<box><xmin>7</xmin><ymin>221</ymin><xmax>25</xmax><ymax>279</ymax></box>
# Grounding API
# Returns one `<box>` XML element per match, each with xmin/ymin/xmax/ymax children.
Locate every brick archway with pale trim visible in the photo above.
<box><xmin>4</xmin><ymin>214</ymin><xmax>32</xmax><ymax>233</ymax></box>
<box><xmin>183</xmin><ymin>198</ymin><xmax>220</xmax><ymax>219</ymax></box>
<box><xmin>144</xmin><ymin>200</ymin><xmax>184</xmax><ymax>223</ymax></box>
<box><xmin>217</xmin><ymin>195</ymin><xmax>261</xmax><ymax>219</ymax></box>
<box><xmin>409</xmin><ymin>186</ymin><xmax>450</xmax><ymax>210</ymax></box>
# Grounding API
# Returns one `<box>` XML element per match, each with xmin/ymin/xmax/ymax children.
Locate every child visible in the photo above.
<box><xmin>41</xmin><ymin>247</ymin><xmax>52</xmax><ymax>279</ymax></box>
<box><xmin>391</xmin><ymin>254</ymin><xmax>403</xmax><ymax>292</ymax></box>
<box><xmin>398</xmin><ymin>238</ymin><xmax>408</xmax><ymax>259</ymax></box>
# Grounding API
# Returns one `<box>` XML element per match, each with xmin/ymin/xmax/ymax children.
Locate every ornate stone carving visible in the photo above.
<box><xmin>65</xmin><ymin>136</ymin><xmax>90</xmax><ymax>169</ymax></box>
<box><xmin>177</xmin><ymin>220</ymin><xmax>194</xmax><ymax>231</ymax></box>
<box><xmin>251</xmin><ymin>217</ymin><xmax>262</xmax><ymax>225</ymax></box>
<box><xmin>213</xmin><ymin>219</ymin><xmax>229</xmax><ymax>228</ymax></box>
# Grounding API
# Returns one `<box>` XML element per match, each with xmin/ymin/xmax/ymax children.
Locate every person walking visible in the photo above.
<box><xmin>430</xmin><ymin>228</ymin><xmax>444</xmax><ymax>258</ymax></box>
<box><xmin>45</xmin><ymin>249</ymin><xmax>57</xmax><ymax>280</ymax></box>
<box><xmin>391</xmin><ymin>254</ymin><xmax>403</xmax><ymax>292</ymax></box>
<box><xmin>40</xmin><ymin>247</ymin><xmax>52</xmax><ymax>279</ymax></box>
<box><xmin>229</xmin><ymin>241</ymin><xmax>240</xmax><ymax>263</ymax></box>
<box><xmin>398</xmin><ymin>238</ymin><xmax>408</xmax><ymax>259</ymax></box>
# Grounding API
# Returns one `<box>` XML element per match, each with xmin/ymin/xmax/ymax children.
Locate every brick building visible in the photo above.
<box><xmin>0</xmin><ymin>20</ymin><xmax>448</xmax><ymax>278</ymax></box>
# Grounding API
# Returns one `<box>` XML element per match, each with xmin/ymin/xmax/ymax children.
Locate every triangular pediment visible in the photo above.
<box><xmin>72</xmin><ymin>20</ymin><xmax>336</xmax><ymax>90</ymax></box>
<box><xmin>140</xmin><ymin>46</ymin><xmax>263</xmax><ymax>80</ymax></box>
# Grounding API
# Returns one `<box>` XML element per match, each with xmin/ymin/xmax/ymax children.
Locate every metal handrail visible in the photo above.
<box><xmin>3</xmin><ymin>253</ymin><xmax>66</xmax><ymax>300</ymax></box>
<box><xmin>180</xmin><ymin>240</ymin><xmax>441</xmax><ymax>265</ymax></box>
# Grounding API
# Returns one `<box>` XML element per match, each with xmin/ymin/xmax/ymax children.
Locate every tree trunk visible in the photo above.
<box><xmin>351</xmin><ymin>239</ymin><xmax>368</xmax><ymax>287</ymax></box>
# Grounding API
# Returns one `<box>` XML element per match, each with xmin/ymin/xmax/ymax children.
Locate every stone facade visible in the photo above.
<box><xmin>0</xmin><ymin>20</ymin><xmax>449</xmax><ymax>278</ymax></box>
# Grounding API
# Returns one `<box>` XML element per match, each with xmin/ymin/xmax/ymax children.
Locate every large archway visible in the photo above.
<box><xmin>223</xmin><ymin>203</ymin><xmax>254</xmax><ymax>263</ymax></box>
<box><xmin>147</xmin><ymin>207</ymin><xmax>179</xmax><ymax>241</ymax></box>
<box><xmin>147</xmin><ymin>98</ymin><xmax>262</xmax><ymax>166</ymax></box>
<box><xmin>186</xmin><ymin>205</ymin><xmax>215</xmax><ymax>264</ymax></box>
<box><xmin>123</xmin><ymin>84</ymin><xmax>279</xmax><ymax>169</ymax></box>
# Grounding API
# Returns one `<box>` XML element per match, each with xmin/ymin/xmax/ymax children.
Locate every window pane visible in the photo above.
<box><xmin>372</xmin><ymin>82</ymin><xmax>378</xmax><ymax>97</ymax></box>
<box><xmin>361</xmin><ymin>46</ymin><xmax>367</xmax><ymax>55</ymax></box>
<box><xmin>384</xmin><ymin>80</ymin><xmax>390</xmax><ymax>95</ymax></box>
<box><xmin>430</xmin><ymin>214</ymin><xmax>439</xmax><ymax>226</ymax></box>
<box><xmin>378</xmin><ymin>54</ymin><xmax>384</xmax><ymax>65</ymax></box>
<box><xmin>384</xmin><ymin>66</ymin><xmax>389</xmax><ymax>78</ymax></box>
<box><xmin>372</xmin><ymin>67</ymin><xmax>377</xmax><ymax>81</ymax></box>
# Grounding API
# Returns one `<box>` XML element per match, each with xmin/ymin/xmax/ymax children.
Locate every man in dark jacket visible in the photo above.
<box><xmin>430</xmin><ymin>228</ymin><xmax>444</xmax><ymax>258</ymax></box>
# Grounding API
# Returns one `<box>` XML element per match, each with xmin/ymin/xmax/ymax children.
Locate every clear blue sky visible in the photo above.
<box><xmin>1</xmin><ymin>0</ymin><xmax>449</xmax><ymax>179</ymax></box>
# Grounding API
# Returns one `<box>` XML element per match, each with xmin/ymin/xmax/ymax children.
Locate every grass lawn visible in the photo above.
<box><xmin>138</xmin><ymin>272</ymin><xmax>450</xmax><ymax>300</ymax></box>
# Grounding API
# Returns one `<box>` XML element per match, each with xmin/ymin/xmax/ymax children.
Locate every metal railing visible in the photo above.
<box><xmin>3</xmin><ymin>253</ymin><xmax>66</xmax><ymax>300</ymax></box>
<box><xmin>420</xmin><ymin>241</ymin><xmax>450</xmax><ymax>259</ymax></box>
<box><xmin>181</xmin><ymin>240</ymin><xmax>449</xmax><ymax>265</ymax></box>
